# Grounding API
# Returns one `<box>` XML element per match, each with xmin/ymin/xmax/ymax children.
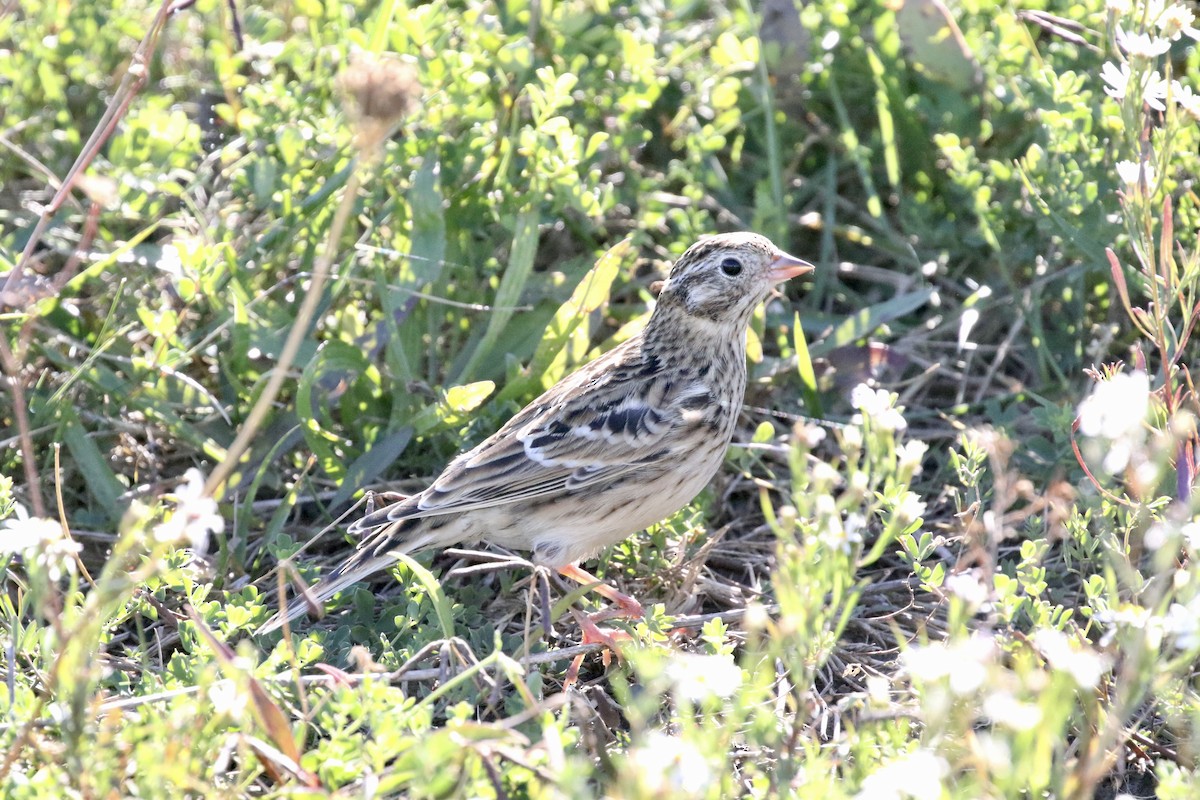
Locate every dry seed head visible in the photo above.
<box><xmin>337</xmin><ymin>53</ymin><xmax>420</xmax><ymax>156</ymax></box>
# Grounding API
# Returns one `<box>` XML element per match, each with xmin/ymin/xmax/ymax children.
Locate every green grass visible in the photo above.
<box><xmin>2</xmin><ymin>0</ymin><xmax>1200</xmax><ymax>796</ymax></box>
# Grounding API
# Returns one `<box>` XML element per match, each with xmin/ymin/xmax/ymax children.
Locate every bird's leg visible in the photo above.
<box><xmin>556</xmin><ymin>563</ymin><xmax>642</xmax><ymax>687</ymax></box>
<box><xmin>556</xmin><ymin>563</ymin><xmax>645</xmax><ymax>621</ymax></box>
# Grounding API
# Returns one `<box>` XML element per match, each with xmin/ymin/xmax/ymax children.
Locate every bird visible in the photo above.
<box><xmin>258</xmin><ymin>232</ymin><xmax>813</xmax><ymax>636</ymax></box>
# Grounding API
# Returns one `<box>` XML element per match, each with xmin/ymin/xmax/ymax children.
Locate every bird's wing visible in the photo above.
<box><xmin>351</xmin><ymin>342</ymin><xmax>711</xmax><ymax>530</ymax></box>
<box><xmin>261</xmin><ymin>351</ymin><xmax>701</xmax><ymax>636</ymax></box>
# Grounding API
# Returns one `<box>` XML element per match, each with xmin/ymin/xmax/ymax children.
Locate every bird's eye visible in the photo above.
<box><xmin>719</xmin><ymin>257</ymin><xmax>743</xmax><ymax>276</ymax></box>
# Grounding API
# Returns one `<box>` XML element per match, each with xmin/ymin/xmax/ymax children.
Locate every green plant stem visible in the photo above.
<box><xmin>203</xmin><ymin>166</ymin><xmax>363</xmax><ymax>499</ymax></box>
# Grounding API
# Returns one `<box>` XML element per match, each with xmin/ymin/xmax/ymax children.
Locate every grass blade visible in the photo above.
<box><xmin>58</xmin><ymin>407</ymin><xmax>124</xmax><ymax>521</ymax></box>
<box><xmin>497</xmin><ymin>237</ymin><xmax>631</xmax><ymax>403</ymax></box>
<box><xmin>793</xmin><ymin>311</ymin><xmax>823</xmax><ymax>417</ymax></box>
<box><xmin>392</xmin><ymin>552</ymin><xmax>456</xmax><ymax>640</ymax></box>
<box><xmin>455</xmin><ymin>209</ymin><xmax>539</xmax><ymax>382</ymax></box>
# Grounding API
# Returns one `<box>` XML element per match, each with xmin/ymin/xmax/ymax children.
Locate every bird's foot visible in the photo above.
<box><xmin>572</xmin><ymin>609</ymin><xmax>634</xmax><ymax>651</ymax></box>
<box><xmin>564</xmin><ymin>610</ymin><xmax>634</xmax><ymax>690</ymax></box>
<box><xmin>555</xmin><ymin>563</ymin><xmax>646</xmax><ymax>689</ymax></box>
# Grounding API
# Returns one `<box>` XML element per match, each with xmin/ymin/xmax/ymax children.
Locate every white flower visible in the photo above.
<box><xmin>1172</xmin><ymin>80</ymin><xmax>1200</xmax><ymax>121</ymax></box>
<box><xmin>850</xmin><ymin>384</ymin><xmax>908</xmax><ymax>433</ymax></box>
<box><xmin>983</xmin><ymin>691</ymin><xmax>1043</xmax><ymax>731</ymax></box>
<box><xmin>945</xmin><ymin>569</ymin><xmax>989</xmax><ymax>607</ymax></box>
<box><xmin>1115</xmin><ymin>160</ymin><xmax>1157</xmax><ymax>197</ymax></box>
<box><xmin>1182</xmin><ymin>521</ymin><xmax>1200</xmax><ymax>552</ymax></box>
<box><xmin>905</xmin><ymin>635</ymin><xmax>995</xmax><ymax>695</ymax></box>
<box><xmin>1143</xmin><ymin>70</ymin><xmax>1169</xmax><ymax>110</ymax></box>
<box><xmin>1033</xmin><ymin>629</ymin><xmax>1111</xmax><ymax>688</ymax></box>
<box><xmin>1163</xmin><ymin>599</ymin><xmax>1200</xmax><ymax>650</ymax></box>
<box><xmin>856</xmin><ymin>749</ymin><xmax>948</xmax><ymax>800</ymax></box>
<box><xmin>818</xmin><ymin>510</ymin><xmax>860</xmax><ymax>553</ymax></box>
<box><xmin>1115</xmin><ymin>159</ymin><xmax>1156</xmax><ymax>188</ymax></box>
<box><xmin>1103</xmin><ymin>62</ymin><xmax>1169</xmax><ymax>109</ymax></box>
<box><xmin>841</xmin><ymin>423</ymin><xmax>864</xmax><ymax>452</ymax></box>
<box><xmin>1097</xmin><ymin>604</ymin><xmax>1152</xmax><ymax>646</ymax></box>
<box><xmin>665</xmin><ymin>654</ymin><xmax>743</xmax><ymax>701</ymax></box>
<box><xmin>797</xmin><ymin>423</ymin><xmax>827</xmax><ymax>448</ymax></box>
<box><xmin>1101</xmin><ymin>61</ymin><xmax>1131</xmax><ymax>99</ymax></box>
<box><xmin>898</xmin><ymin>441</ymin><xmax>928</xmax><ymax>474</ymax></box>
<box><xmin>866</xmin><ymin>675</ymin><xmax>891</xmax><ymax>705</ymax></box>
<box><xmin>1077</xmin><ymin>371</ymin><xmax>1151</xmax><ymax>472</ymax></box>
<box><xmin>811</xmin><ymin>460</ymin><xmax>841</xmax><ymax>489</ymax></box>
<box><xmin>625</xmin><ymin>732</ymin><xmax>712</xmax><ymax>795</ymax></box>
<box><xmin>208</xmin><ymin>680</ymin><xmax>247</xmax><ymax>720</ymax></box>
<box><xmin>1105</xmin><ymin>439</ymin><xmax>1136</xmax><ymax>475</ymax></box>
<box><xmin>893</xmin><ymin>492</ymin><xmax>926</xmax><ymax>528</ymax></box>
<box><xmin>1</xmin><ymin>511</ymin><xmax>81</xmax><ymax>582</ymax></box>
<box><xmin>0</xmin><ymin>513</ymin><xmax>60</xmax><ymax>553</ymax></box>
<box><xmin>1106</xmin><ymin>0</ymin><xmax>1132</xmax><ymax>16</ymax></box>
<box><xmin>845</xmin><ymin>512</ymin><xmax>867</xmax><ymax>542</ymax></box>
<box><xmin>975</xmin><ymin>734</ymin><xmax>1012</xmax><ymax>773</ymax></box>
<box><xmin>1117</xmin><ymin>27</ymin><xmax>1172</xmax><ymax>58</ymax></box>
<box><xmin>154</xmin><ymin>468</ymin><xmax>223</xmax><ymax>553</ymax></box>
<box><xmin>850</xmin><ymin>383</ymin><xmax>886</xmax><ymax>414</ymax></box>
<box><xmin>1144</xmin><ymin>522</ymin><xmax>1171</xmax><ymax>549</ymax></box>
<box><xmin>1155</xmin><ymin>3</ymin><xmax>1199</xmax><ymax>40</ymax></box>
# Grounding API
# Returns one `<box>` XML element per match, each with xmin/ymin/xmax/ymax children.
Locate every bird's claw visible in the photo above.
<box><xmin>563</xmin><ymin>609</ymin><xmax>636</xmax><ymax>690</ymax></box>
<box><xmin>572</xmin><ymin>609</ymin><xmax>633</xmax><ymax>651</ymax></box>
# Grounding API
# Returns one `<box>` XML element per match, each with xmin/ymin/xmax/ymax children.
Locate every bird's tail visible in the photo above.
<box><xmin>255</xmin><ymin>552</ymin><xmax>400</xmax><ymax>636</ymax></box>
<box><xmin>256</xmin><ymin>507</ymin><xmax>450</xmax><ymax>637</ymax></box>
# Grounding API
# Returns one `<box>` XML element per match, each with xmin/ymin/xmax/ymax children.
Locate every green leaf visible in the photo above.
<box><xmin>230</xmin><ymin>425</ymin><xmax>305</xmax><ymax>572</ymax></box>
<box><xmin>455</xmin><ymin>209</ymin><xmax>539</xmax><ymax>382</ymax></box>
<box><xmin>445</xmin><ymin>382</ymin><xmax>495</xmax><ymax>412</ymax></box>
<box><xmin>408</xmin><ymin>157</ymin><xmax>448</xmax><ymax>288</ymax></box>
<box><xmin>59</xmin><ymin>407</ymin><xmax>125</xmax><ymax>521</ymax></box>
<box><xmin>793</xmin><ymin>311</ymin><xmax>823</xmax><ymax>418</ymax></box>
<box><xmin>407</xmin><ymin>381</ymin><xmax>496</xmax><ymax>435</ymax></box>
<box><xmin>366</xmin><ymin>0</ymin><xmax>403</xmax><ymax>53</ymax></box>
<box><xmin>497</xmin><ymin>238</ymin><xmax>632</xmax><ymax>403</ymax></box>
<box><xmin>866</xmin><ymin>47</ymin><xmax>900</xmax><ymax>189</ymax></box>
<box><xmin>331</xmin><ymin>427</ymin><xmax>414</xmax><ymax>511</ymax></box>
<box><xmin>813</xmin><ymin>289</ymin><xmax>935</xmax><ymax>354</ymax></box>
<box><xmin>388</xmin><ymin>154</ymin><xmax>448</xmax><ymax>386</ymax></box>
<box><xmin>392</xmin><ymin>552</ymin><xmax>456</xmax><ymax>640</ymax></box>
<box><xmin>896</xmin><ymin>0</ymin><xmax>980</xmax><ymax>90</ymax></box>
<box><xmin>297</xmin><ymin>341</ymin><xmax>368</xmax><ymax>480</ymax></box>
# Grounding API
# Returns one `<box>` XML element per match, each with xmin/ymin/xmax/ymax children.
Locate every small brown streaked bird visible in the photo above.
<box><xmin>258</xmin><ymin>232</ymin><xmax>813</xmax><ymax>636</ymax></box>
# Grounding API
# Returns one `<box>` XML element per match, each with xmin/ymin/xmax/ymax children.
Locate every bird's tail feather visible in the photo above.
<box><xmin>256</xmin><ymin>553</ymin><xmax>400</xmax><ymax>636</ymax></box>
<box><xmin>256</xmin><ymin>517</ymin><xmax>454</xmax><ymax>637</ymax></box>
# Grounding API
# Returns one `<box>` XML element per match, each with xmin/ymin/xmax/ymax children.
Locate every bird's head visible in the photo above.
<box><xmin>653</xmin><ymin>232</ymin><xmax>813</xmax><ymax>332</ymax></box>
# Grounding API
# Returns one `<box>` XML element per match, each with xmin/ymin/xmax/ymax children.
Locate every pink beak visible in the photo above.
<box><xmin>767</xmin><ymin>252</ymin><xmax>816</xmax><ymax>283</ymax></box>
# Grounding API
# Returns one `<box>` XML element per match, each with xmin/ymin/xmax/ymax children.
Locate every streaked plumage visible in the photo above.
<box><xmin>259</xmin><ymin>232</ymin><xmax>812</xmax><ymax>635</ymax></box>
